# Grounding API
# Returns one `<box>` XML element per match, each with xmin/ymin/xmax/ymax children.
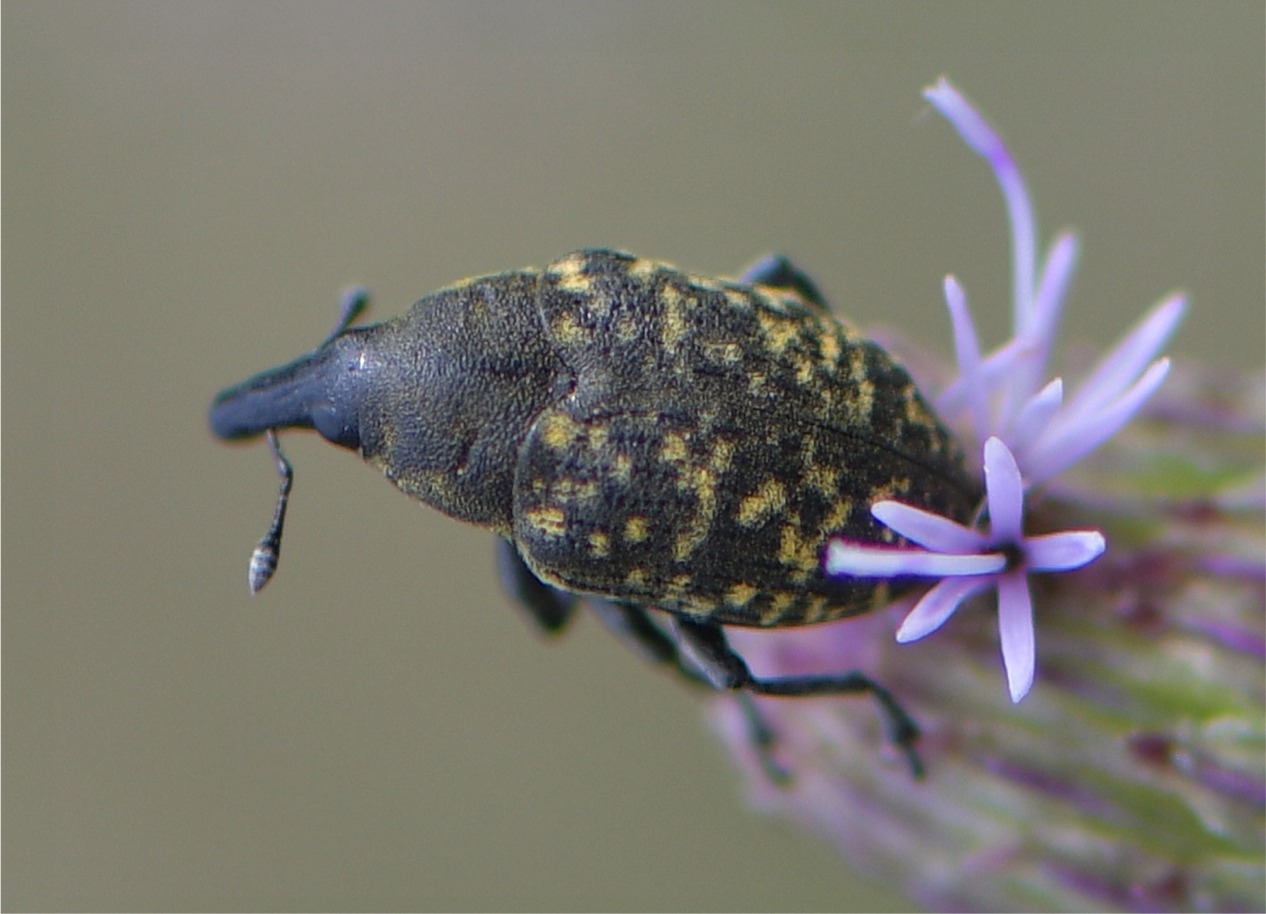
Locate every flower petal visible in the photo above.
<box><xmin>1030</xmin><ymin>231</ymin><xmax>1079</xmax><ymax>346</ymax></box>
<box><xmin>872</xmin><ymin>500</ymin><xmax>988</xmax><ymax>552</ymax></box>
<box><xmin>924</xmin><ymin>76</ymin><xmax>1036</xmax><ymax>326</ymax></box>
<box><xmin>937</xmin><ymin>334</ymin><xmax>1036</xmax><ymax>416</ymax></box>
<box><xmin>1024</xmin><ymin>357</ymin><xmax>1172</xmax><ymax>486</ymax></box>
<box><xmin>944</xmin><ymin>275</ymin><xmax>989</xmax><ymax>449</ymax></box>
<box><xmin>1060</xmin><ymin>294</ymin><xmax>1186</xmax><ymax>426</ymax></box>
<box><xmin>996</xmin><ymin>571</ymin><xmax>1035</xmax><ymax>702</ymax></box>
<box><xmin>825</xmin><ymin>541</ymin><xmax>1004</xmax><ymax>578</ymax></box>
<box><xmin>1008</xmin><ymin>377</ymin><xmax>1063</xmax><ymax>461</ymax></box>
<box><xmin>1025</xmin><ymin>530</ymin><xmax>1106</xmax><ymax>571</ymax></box>
<box><xmin>983</xmin><ymin>438</ymin><xmax>1025</xmax><ymax>542</ymax></box>
<box><xmin>1003</xmin><ymin>232</ymin><xmax>1078</xmax><ymax>416</ymax></box>
<box><xmin>895</xmin><ymin>575</ymin><xmax>992</xmax><ymax>643</ymax></box>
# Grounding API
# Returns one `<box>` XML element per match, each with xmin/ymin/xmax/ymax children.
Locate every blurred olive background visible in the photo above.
<box><xmin>5</xmin><ymin>2</ymin><xmax>1262</xmax><ymax>910</ymax></box>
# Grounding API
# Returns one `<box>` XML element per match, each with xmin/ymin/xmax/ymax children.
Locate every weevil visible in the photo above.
<box><xmin>209</xmin><ymin>248</ymin><xmax>981</xmax><ymax>777</ymax></box>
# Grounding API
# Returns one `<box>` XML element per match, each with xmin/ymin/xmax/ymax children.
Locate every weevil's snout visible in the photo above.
<box><xmin>209</xmin><ymin>332</ymin><xmax>369</xmax><ymax>451</ymax></box>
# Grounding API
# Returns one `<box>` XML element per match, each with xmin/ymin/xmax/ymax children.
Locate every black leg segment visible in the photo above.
<box><xmin>738</xmin><ymin>253</ymin><xmax>830</xmax><ymax>310</ymax></box>
<box><xmin>588</xmin><ymin>600</ymin><xmax>708</xmax><ymax>686</ymax></box>
<box><xmin>495</xmin><ymin>538</ymin><xmax>577</xmax><ymax>634</ymax></box>
<box><xmin>672</xmin><ymin>617</ymin><xmax>924</xmax><ymax>779</ymax></box>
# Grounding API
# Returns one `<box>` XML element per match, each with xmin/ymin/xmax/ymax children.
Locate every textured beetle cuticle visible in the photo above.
<box><xmin>210</xmin><ymin>247</ymin><xmax>981</xmax><ymax>779</ymax></box>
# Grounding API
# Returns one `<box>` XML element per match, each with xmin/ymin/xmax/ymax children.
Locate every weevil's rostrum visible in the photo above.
<box><xmin>213</xmin><ymin>249</ymin><xmax>977</xmax><ymax>625</ymax></box>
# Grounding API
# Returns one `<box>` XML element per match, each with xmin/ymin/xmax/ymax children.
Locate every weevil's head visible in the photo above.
<box><xmin>209</xmin><ymin>328</ymin><xmax>373</xmax><ymax>452</ymax></box>
<box><xmin>208</xmin><ymin>275</ymin><xmax>566</xmax><ymax>532</ymax></box>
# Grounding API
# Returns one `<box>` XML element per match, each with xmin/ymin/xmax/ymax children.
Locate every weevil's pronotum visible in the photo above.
<box><xmin>209</xmin><ymin>249</ymin><xmax>981</xmax><ymax>776</ymax></box>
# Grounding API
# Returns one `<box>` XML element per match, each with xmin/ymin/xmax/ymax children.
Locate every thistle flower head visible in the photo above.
<box><xmin>707</xmin><ymin>78</ymin><xmax>1264</xmax><ymax>911</ymax></box>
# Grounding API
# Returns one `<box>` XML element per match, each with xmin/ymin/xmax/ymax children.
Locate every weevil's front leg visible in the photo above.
<box><xmin>738</xmin><ymin>253</ymin><xmax>830</xmax><ymax>310</ymax></box>
<box><xmin>672</xmin><ymin>617</ymin><xmax>924</xmax><ymax>779</ymax></box>
<box><xmin>495</xmin><ymin>538</ymin><xmax>577</xmax><ymax>634</ymax></box>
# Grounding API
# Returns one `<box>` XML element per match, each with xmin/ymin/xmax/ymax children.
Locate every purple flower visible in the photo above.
<box><xmin>925</xmin><ymin>76</ymin><xmax>1185</xmax><ymax>486</ymax></box>
<box><xmin>709</xmin><ymin>79</ymin><xmax>1262</xmax><ymax>912</ymax></box>
<box><xmin>824</xmin><ymin>77</ymin><xmax>1184</xmax><ymax>702</ymax></box>
<box><xmin>826</xmin><ymin>437</ymin><xmax>1105</xmax><ymax>702</ymax></box>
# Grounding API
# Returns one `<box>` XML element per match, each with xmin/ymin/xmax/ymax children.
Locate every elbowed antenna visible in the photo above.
<box><xmin>249</xmin><ymin>430</ymin><xmax>292</xmax><ymax>593</ymax></box>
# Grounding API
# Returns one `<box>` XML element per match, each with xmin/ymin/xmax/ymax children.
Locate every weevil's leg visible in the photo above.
<box><xmin>495</xmin><ymin>538</ymin><xmax>577</xmax><ymax>633</ymax></box>
<box><xmin>589</xmin><ymin>602</ymin><xmax>790</xmax><ymax>782</ymax></box>
<box><xmin>734</xmin><ymin>691</ymin><xmax>792</xmax><ymax>785</ymax></box>
<box><xmin>737</xmin><ymin>254</ymin><xmax>829</xmax><ymax>310</ymax></box>
<box><xmin>587</xmin><ymin>600</ymin><xmax>708</xmax><ymax>686</ymax></box>
<box><xmin>672</xmin><ymin>617</ymin><xmax>924</xmax><ymax>779</ymax></box>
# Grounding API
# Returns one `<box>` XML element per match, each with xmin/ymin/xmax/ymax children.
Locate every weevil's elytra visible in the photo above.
<box><xmin>507</xmin><ymin>250</ymin><xmax>977</xmax><ymax>627</ymax></box>
<box><xmin>209</xmin><ymin>248</ymin><xmax>982</xmax><ymax>778</ymax></box>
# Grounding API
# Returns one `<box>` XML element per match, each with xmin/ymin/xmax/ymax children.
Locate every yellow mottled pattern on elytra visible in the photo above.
<box><xmin>755</xmin><ymin>308</ymin><xmax>800</xmax><ymax>356</ymax></box>
<box><xmin>777</xmin><ymin>523</ymin><xmax>818</xmax><ymax>582</ymax></box>
<box><xmin>549</xmin><ymin>477</ymin><xmax>598</xmax><ymax>501</ymax></box>
<box><xmin>585</xmin><ymin>424</ymin><xmax>608</xmax><ymax>452</ymax></box>
<box><xmin>737</xmin><ymin>479</ymin><xmax>787</xmax><ymax>527</ymax></box>
<box><xmin>668</xmin><ymin>573</ymin><xmax>692</xmax><ymax>596</ymax></box>
<box><xmin>848</xmin><ymin>346</ymin><xmax>868</xmax><ymax>381</ymax></box>
<box><xmin>659</xmin><ymin>431</ymin><xmax>689</xmax><ymax>463</ymax></box>
<box><xmin>587</xmin><ymin>531</ymin><xmax>609</xmax><ymax>558</ymax></box>
<box><xmin>540</xmin><ymin>411</ymin><xmax>583</xmax><ymax>452</ymax></box>
<box><xmin>501</xmin><ymin>249</ymin><xmax>979</xmax><ymax>626</ymax></box>
<box><xmin>722</xmin><ymin>287</ymin><xmax>752</xmax><ymax>311</ymax></box>
<box><xmin>669</xmin><ymin>437</ymin><xmax>735</xmax><ymax>562</ymax></box>
<box><xmin>820</xmin><ymin>497</ymin><xmax>856</xmax><ymax>537</ymax></box>
<box><xmin>759</xmin><ymin>591</ymin><xmax>798</xmax><ymax>626</ymax></box>
<box><xmin>803</xmin><ymin>462</ymin><xmax>841</xmax><ymax>497</ymax></box>
<box><xmin>611</xmin><ymin>451</ymin><xmax>633</xmax><ymax>482</ymax></box>
<box><xmin>794</xmin><ymin>357</ymin><xmax>815</xmax><ymax>386</ymax></box>
<box><xmin>624</xmin><ymin>515</ymin><xmax>649</xmax><ymax>543</ymax></box>
<box><xmin>725</xmin><ymin>582</ymin><xmax>759</xmax><ymax>610</ymax></box>
<box><xmin>673</xmin><ymin>464</ymin><xmax>717</xmax><ymax>562</ymax></box>
<box><xmin>800</xmin><ymin>595</ymin><xmax>832</xmax><ymax>625</ymax></box>
<box><xmin>525</xmin><ymin>505</ymin><xmax>567</xmax><ymax>538</ymax></box>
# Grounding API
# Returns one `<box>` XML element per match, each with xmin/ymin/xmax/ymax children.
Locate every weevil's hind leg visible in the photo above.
<box><xmin>734</xmin><ymin>691</ymin><xmax>792</xmax><ymax>785</ymax></box>
<box><xmin>589</xmin><ymin>601</ymin><xmax>790</xmax><ymax>782</ymax></box>
<box><xmin>495</xmin><ymin>538</ymin><xmax>577</xmax><ymax>634</ymax></box>
<box><xmin>738</xmin><ymin>254</ymin><xmax>830</xmax><ymax>310</ymax></box>
<box><xmin>672</xmin><ymin>617</ymin><xmax>925</xmax><ymax>779</ymax></box>
<box><xmin>588</xmin><ymin>599</ymin><xmax>708</xmax><ymax>686</ymax></box>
